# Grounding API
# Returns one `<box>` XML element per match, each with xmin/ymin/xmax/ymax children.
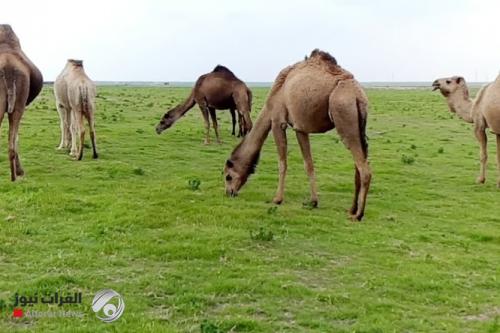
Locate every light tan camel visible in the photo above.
<box><xmin>0</xmin><ymin>24</ymin><xmax>43</xmax><ymax>181</ymax></box>
<box><xmin>54</xmin><ymin>59</ymin><xmax>97</xmax><ymax>160</ymax></box>
<box><xmin>224</xmin><ymin>49</ymin><xmax>372</xmax><ymax>221</ymax></box>
<box><xmin>155</xmin><ymin>65</ymin><xmax>252</xmax><ymax>144</ymax></box>
<box><xmin>433</xmin><ymin>75</ymin><xmax>500</xmax><ymax>187</ymax></box>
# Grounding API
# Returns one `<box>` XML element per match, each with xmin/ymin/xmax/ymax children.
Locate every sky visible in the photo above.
<box><xmin>1</xmin><ymin>0</ymin><xmax>499</xmax><ymax>82</ymax></box>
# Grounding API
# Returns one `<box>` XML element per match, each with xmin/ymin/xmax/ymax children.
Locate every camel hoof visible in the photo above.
<box><xmin>476</xmin><ymin>177</ymin><xmax>486</xmax><ymax>184</ymax></box>
<box><xmin>302</xmin><ymin>199</ymin><xmax>318</xmax><ymax>209</ymax></box>
<box><xmin>272</xmin><ymin>197</ymin><xmax>283</xmax><ymax>205</ymax></box>
<box><xmin>93</xmin><ymin>153</ymin><xmax>99</xmax><ymax>159</ymax></box>
<box><xmin>497</xmin><ymin>181</ymin><xmax>500</xmax><ymax>189</ymax></box>
<box><xmin>203</xmin><ymin>140</ymin><xmax>210</xmax><ymax>145</ymax></box>
<box><xmin>349</xmin><ymin>214</ymin><xmax>363</xmax><ymax>222</ymax></box>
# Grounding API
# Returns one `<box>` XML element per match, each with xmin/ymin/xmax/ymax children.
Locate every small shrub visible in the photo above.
<box><xmin>401</xmin><ymin>154</ymin><xmax>415</xmax><ymax>165</ymax></box>
<box><xmin>438</xmin><ymin>147</ymin><xmax>444</xmax><ymax>154</ymax></box>
<box><xmin>188</xmin><ymin>179</ymin><xmax>201</xmax><ymax>191</ymax></box>
<box><xmin>410</xmin><ymin>144</ymin><xmax>417</xmax><ymax>149</ymax></box>
<box><xmin>200</xmin><ymin>321</ymin><xmax>222</xmax><ymax>333</ymax></box>
<box><xmin>250</xmin><ymin>227</ymin><xmax>274</xmax><ymax>241</ymax></box>
<box><xmin>133</xmin><ymin>167</ymin><xmax>145</xmax><ymax>176</ymax></box>
<box><xmin>267</xmin><ymin>206</ymin><xmax>278</xmax><ymax>215</ymax></box>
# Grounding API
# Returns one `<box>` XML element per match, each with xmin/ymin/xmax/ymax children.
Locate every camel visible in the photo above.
<box><xmin>54</xmin><ymin>59</ymin><xmax>98</xmax><ymax>160</ymax></box>
<box><xmin>433</xmin><ymin>75</ymin><xmax>500</xmax><ymax>187</ymax></box>
<box><xmin>224</xmin><ymin>49</ymin><xmax>372</xmax><ymax>221</ymax></box>
<box><xmin>0</xmin><ymin>24</ymin><xmax>43</xmax><ymax>181</ymax></box>
<box><xmin>155</xmin><ymin>65</ymin><xmax>253</xmax><ymax>144</ymax></box>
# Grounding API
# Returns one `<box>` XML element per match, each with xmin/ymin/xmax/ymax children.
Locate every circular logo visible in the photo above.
<box><xmin>92</xmin><ymin>289</ymin><xmax>125</xmax><ymax>323</ymax></box>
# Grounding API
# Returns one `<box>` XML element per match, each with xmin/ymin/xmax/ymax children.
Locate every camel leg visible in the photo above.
<box><xmin>350</xmin><ymin>168</ymin><xmax>361</xmax><ymax>215</ymax></box>
<box><xmin>329</xmin><ymin>86</ymin><xmax>371</xmax><ymax>221</ymax></box>
<box><xmin>209</xmin><ymin>107</ymin><xmax>222</xmax><ymax>144</ymax></box>
<box><xmin>87</xmin><ymin>110</ymin><xmax>98</xmax><ymax>159</ymax></box>
<box><xmin>350</xmin><ymin>150</ymin><xmax>370</xmax><ymax>221</ymax></box>
<box><xmin>199</xmin><ymin>105</ymin><xmax>211</xmax><ymax>145</ymax></box>
<box><xmin>69</xmin><ymin>108</ymin><xmax>79</xmax><ymax>157</ymax></box>
<box><xmin>8</xmin><ymin>111</ymin><xmax>22</xmax><ymax>181</ymax></box>
<box><xmin>295</xmin><ymin>131</ymin><xmax>318</xmax><ymax>207</ymax></box>
<box><xmin>77</xmin><ymin>112</ymin><xmax>85</xmax><ymax>161</ymax></box>
<box><xmin>237</xmin><ymin>112</ymin><xmax>244</xmax><ymax>137</ymax></box>
<box><xmin>56</xmin><ymin>103</ymin><xmax>68</xmax><ymax>149</ymax></box>
<box><xmin>14</xmin><ymin>133</ymin><xmax>23</xmax><ymax>177</ymax></box>
<box><xmin>474</xmin><ymin>124</ymin><xmax>487</xmax><ymax>184</ymax></box>
<box><xmin>65</xmin><ymin>108</ymin><xmax>72</xmax><ymax>148</ymax></box>
<box><xmin>234</xmin><ymin>93</ymin><xmax>252</xmax><ymax>135</ymax></box>
<box><xmin>229</xmin><ymin>108</ymin><xmax>236</xmax><ymax>136</ymax></box>
<box><xmin>496</xmin><ymin>134</ymin><xmax>500</xmax><ymax>188</ymax></box>
<box><xmin>272</xmin><ymin>123</ymin><xmax>287</xmax><ymax>204</ymax></box>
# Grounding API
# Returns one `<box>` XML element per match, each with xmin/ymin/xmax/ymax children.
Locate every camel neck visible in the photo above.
<box><xmin>237</xmin><ymin>106</ymin><xmax>273</xmax><ymax>162</ymax></box>
<box><xmin>447</xmin><ymin>92</ymin><xmax>473</xmax><ymax>123</ymax></box>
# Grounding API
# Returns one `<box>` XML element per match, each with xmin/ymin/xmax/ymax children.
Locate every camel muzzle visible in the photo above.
<box><xmin>155</xmin><ymin>125</ymin><xmax>166</xmax><ymax>135</ymax></box>
<box><xmin>226</xmin><ymin>189</ymin><xmax>238</xmax><ymax>197</ymax></box>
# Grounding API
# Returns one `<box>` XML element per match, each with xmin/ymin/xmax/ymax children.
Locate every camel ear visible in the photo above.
<box><xmin>226</xmin><ymin>160</ymin><xmax>234</xmax><ymax>168</ymax></box>
<box><xmin>456</xmin><ymin>77</ymin><xmax>463</xmax><ymax>84</ymax></box>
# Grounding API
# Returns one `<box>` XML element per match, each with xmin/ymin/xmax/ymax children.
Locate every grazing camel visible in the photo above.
<box><xmin>155</xmin><ymin>65</ymin><xmax>253</xmax><ymax>144</ymax></box>
<box><xmin>54</xmin><ymin>59</ymin><xmax>98</xmax><ymax>160</ymax></box>
<box><xmin>433</xmin><ymin>75</ymin><xmax>500</xmax><ymax>187</ymax></box>
<box><xmin>0</xmin><ymin>24</ymin><xmax>43</xmax><ymax>181</ymax></box>
<box><xmin>224</xmin><ymin>49</ymin><xmax>372</xmax><ymax>221</ymax></box>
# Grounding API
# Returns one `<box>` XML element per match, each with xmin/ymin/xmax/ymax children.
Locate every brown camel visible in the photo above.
<box><xmin>224</xmin><ymin>49</ymin><xmax>372</xmax><ymax>221</ymax></box>
<box><xmin>155</xmin><ymin>65</ymin><xmax>253</xmax><ymax>144</ymax></box>
<box><xmin>433</xmin><ymin>75</ymin><xmax>500</xmax><ymax>187</ymax></box>
<box><xmin>0</xmin><ymin>25</ymin><xmax>43</xmax><ymax>181</ymax></box>
<box><xmin>54</xmin><ymin>59</ymin><xmax>98</xmax><ymax>160</ymax></box>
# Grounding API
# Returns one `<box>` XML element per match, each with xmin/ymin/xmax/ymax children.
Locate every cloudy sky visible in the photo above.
<box><xmin>2</xmin><ymin>0</ymin><xmax>499</xmax><ymax>82</ymax></box>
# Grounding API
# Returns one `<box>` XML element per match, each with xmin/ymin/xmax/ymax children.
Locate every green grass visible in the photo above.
<box><xmin>0</xmin><ymin>86</ymin><xmax>499</xmax><ymax>332</ymax></box>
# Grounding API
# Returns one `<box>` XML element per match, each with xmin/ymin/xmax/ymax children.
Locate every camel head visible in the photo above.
<box><xmin>224</xmin><ymin>147</ymin><xmax>260</xmax><ymax>197</ymax></box>
<box><xmin>155</xmin><ymin>109</ymin><xmax>177</xmax><ymax>134</ymax></box>
<box><xmin>0</xmin><ymin>24</ymin><xmax>20</xmax><ymax>48</ymax></box>
<box><xmin>432</xmin><ymin>76</ymin><xmax>469</xmax><ymax>99</ymax></box>
<box><xmin>224</xmin><ymin>159</ymin><xmax>245</xmax><ymax>197</ymax></box>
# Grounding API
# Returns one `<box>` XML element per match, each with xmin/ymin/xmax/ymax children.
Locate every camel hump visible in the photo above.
<box><xmin>309</xmin><ymin>49</ymin><xmax>337</xmax><ymax>65</ymax></box>
<box><xmin>0</xmin><ymin>25</ymin><xmax>20</xmax><ymax>48</ymax></box>
<box><xmin>68</xmin><ymin>59</ymin><xmax>83</xmax><ymax>67</ymax></box>
<box><xmin>212</xmin><ymin>65</ymin><xmax>235</xmax><ymax>76</ymax></box>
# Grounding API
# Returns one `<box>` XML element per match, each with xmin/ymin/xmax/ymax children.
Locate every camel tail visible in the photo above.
<box><xmin>79</xmin><ymin>85</ymin><xmax>90</xmax><ymax>114</ymax></box>
<box><xmin>356</xmin><ymin>98</ymin><xmax>368</xmax><ymax>159</ymax></box>
<box><xmin>1</xmin><ymin>68</ymin><xmax>17</xmax><ymax>114</ymax></box>
<box><xmin>247</xmin><ymin>88</ymin><xmax>253</xmax><ymax>110</ymax></box>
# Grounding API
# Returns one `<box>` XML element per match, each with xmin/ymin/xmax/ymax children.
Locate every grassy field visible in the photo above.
<box><xmin>0</xmin><ymin>85</ymin><xmax>498</xmax><ymax>332</ymax></box>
